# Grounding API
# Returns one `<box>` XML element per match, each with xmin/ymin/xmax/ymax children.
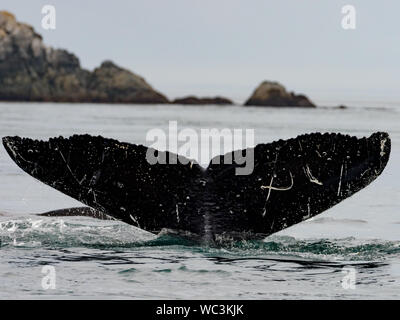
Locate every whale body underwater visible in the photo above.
<box><xmin>2</xmin><ymin>132</ymin><xmax>391</xmax><ymax>243</ymax></box>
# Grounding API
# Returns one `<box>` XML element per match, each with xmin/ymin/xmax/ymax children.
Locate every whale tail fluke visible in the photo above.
<box><xmin>2</xmin><ymin>132</ymin><xmax>391</xmax><ymax>241</ymax></box>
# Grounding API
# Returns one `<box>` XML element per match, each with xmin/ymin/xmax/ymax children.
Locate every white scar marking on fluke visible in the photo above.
<box><xmin>89</xmin><ymin>188</ymin><xmax>97</xmax><ymax>203</ymax></box>
<box><xmin>261</xmin><ymin>171</ymin><xmax>293</xmax><ymax>191</ymax></box>
<box><xmin>380</xmin><ymin>138</ymin><xmax>387</xmax><ymax>157</ymax></box>
<box><xmin>129</xmin><ymin>214</ymin><xmax>140</xmax><ymax>228</ymax></box>
<box><xmin>360</xmin><ymin>168</ymin><xmax>371</xmax><ymax>178</ymax></box>
<box><xmin>6</xmin><ymin>142</ymin><xmax>18</xmax><ymax>159</ymax></box>
<box><xmin>298</xmin><ymin>141</ymin><xmax>303</xmax><ymax>151</ymax></box>
<box><xmin>261</xmin><ymin>152</ymin><xmax>280</xmax><ymax>217</ymax></box>
<box><xmin>19</xmin><ymin>153</ymin><xmax>33</xmax><ymax>164</ymax></box>
<box><xmin>337</xmin><ymin>164</ymin><xmax>344</xmax><ymax>196</ymax></box>
<box><xmin>176</xmin><ymin>204</ymin><xmax>180</xmax><ymax>223</ymax></box>
<box><xmin>265</xmin><ymin>176</ymin><xmax>274</xmax><ymax>201</ymax></box>
<box><xmin>270</xmin><ymin>219</ymin><xmax>275</xmax><ymax>232</ymax></box>
<box><xmin>261</xmin><ymin>171</ymin><xmax>293</xmax><ymax>218</ymax></box>
<box><xmin>6</xmin><ymin>142</ymin><xmax>34</xmax><ymax>164</ymax></box>
<box><xmin>79</xmin><ymin>174</ymin><xmax>87</xmax><ymax>185</ymax></box>
<box><xmin>303</xmin><ymin>197</ymin><xmax>311</xmax><ymax>221</ymax></box>
<box><xmin>303</xmin><ymin>165</ymin><xmax>323</xmax><ymax>185</ymax></box>
<box><xmin>261</xmin><ymin>176</ymin><xmax>274</xmax><ymax>217</ymax></box>
<box><xmin>59</xmin><ymin>151</ymin><xmax>81</xmax><ymax>185</ymax></box>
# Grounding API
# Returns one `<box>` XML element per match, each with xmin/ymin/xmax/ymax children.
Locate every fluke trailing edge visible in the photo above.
<box><xmin>2</xmin><ymin>132</ymin><xmax>391</xmax><ymax>242</ymax></box>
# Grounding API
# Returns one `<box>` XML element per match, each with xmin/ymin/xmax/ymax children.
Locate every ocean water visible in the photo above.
<box><xmin>0</xmin><ymin>102</ymin><xmax>399</xmax><ymax>299</ymax></box>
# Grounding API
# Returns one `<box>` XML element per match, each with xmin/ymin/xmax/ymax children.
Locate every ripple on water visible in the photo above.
<box><xmin>1</xmin><ymin>216</ymin><xmax>400</xmax><ymax>263</ymax></box>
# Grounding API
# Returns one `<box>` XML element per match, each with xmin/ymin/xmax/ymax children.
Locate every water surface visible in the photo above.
<box><xmin>0</xmin><ymin>102</ymin><xmax>399</xmax><ymax>299</ymax></box>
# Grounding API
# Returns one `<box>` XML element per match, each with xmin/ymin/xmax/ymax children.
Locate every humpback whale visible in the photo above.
<box><xmin>2</xmin><ymin>132</ymin><xmax>390</xmax><ymax>243</ymax></box>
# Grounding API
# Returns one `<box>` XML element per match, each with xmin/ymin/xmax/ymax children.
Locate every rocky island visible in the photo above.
<box><xmin>244</xmin><ymin>81</ymin><xmax>315</xmax><ymax>107</ymax></box>
<box><xmin>0</xmin><ymin>11</ymin><xmax>168</xmax><ymax>103</ymax></box>
<box><xmin>172</xmin><ymin>96</ymin><xmax>233</xmax><ymax>105</ymax></box>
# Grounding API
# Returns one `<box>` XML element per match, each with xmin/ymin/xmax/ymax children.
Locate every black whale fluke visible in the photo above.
<box><xmin>2</xmin><ymin>132</ymin><xmax>391</xmax><ymax>242</ymax></box>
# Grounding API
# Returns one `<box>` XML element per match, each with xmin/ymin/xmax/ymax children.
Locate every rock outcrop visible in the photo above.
<box><xmin>0</xmin><ymin>11</ymin><xmax>168</xmax><ymax>103</ymax></box>
<box><xmin>244</xmin><ymin>81</ymin><xmax>315</xmax><ymax>107</ymax></box>
<box><xmin>172</xmin><ymin>96</ymin><xmax>233</xmax><ymax>105</ymax></box>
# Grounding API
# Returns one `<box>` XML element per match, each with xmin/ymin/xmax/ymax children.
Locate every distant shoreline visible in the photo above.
<box><xmin>1</xmin><ymin>11</ymin><xmax>319</xmax><ymax>109</ymax></box>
